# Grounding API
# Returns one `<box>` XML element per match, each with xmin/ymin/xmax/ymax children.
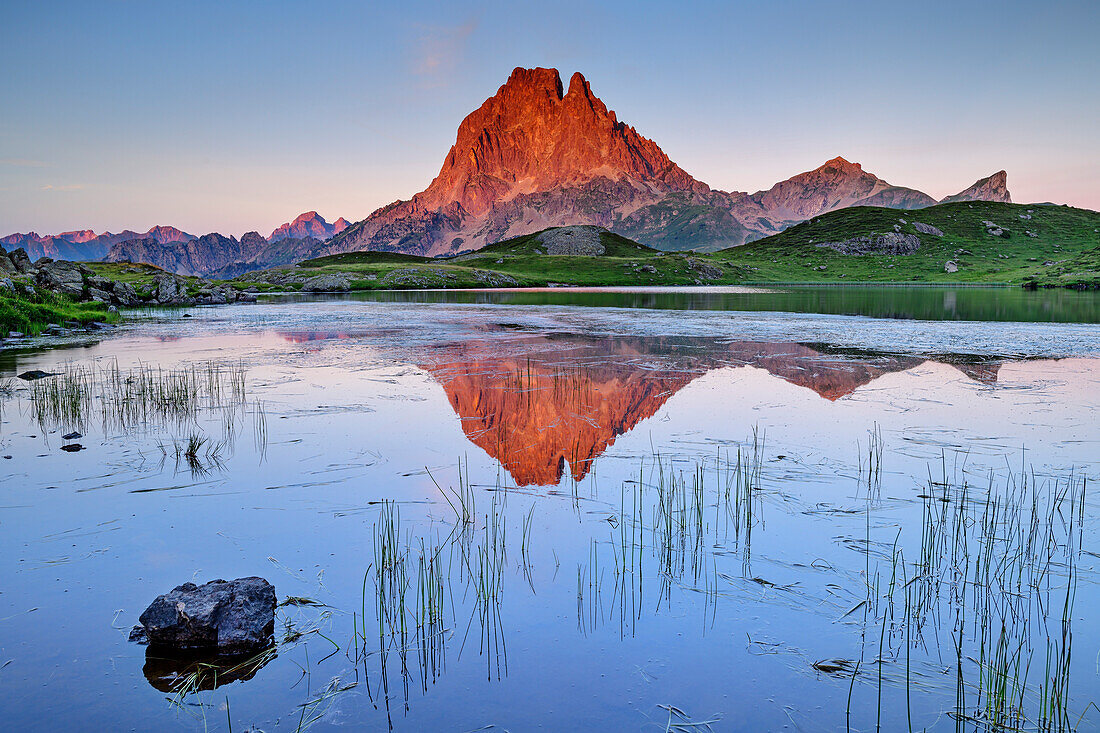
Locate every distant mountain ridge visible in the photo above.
<box><xmin>104</xmin><ymin>231</ymin><xmax>325</xmax><ymax>278</ymax></box>
<box><xmin>1</xmin><ymin>225</ymin><xmax>195</xmax><ymax>261</ymax></box>
<box><xmin>2</xmin><ymin>213</ymin><xmax>346</xmax><ymax>274</ymax></box>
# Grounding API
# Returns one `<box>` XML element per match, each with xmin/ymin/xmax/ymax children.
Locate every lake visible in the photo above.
<box><xmin>2</xmin><ymin>287</ymin><xmax>1099</xmax><ymax>731</ymax></box>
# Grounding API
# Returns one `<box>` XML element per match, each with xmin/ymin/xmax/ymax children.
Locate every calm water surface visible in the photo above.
<box><xmin>2</xmin><ymin>290</ymin><xmax>1099</xmax><ymax>731</ymax></box>
<box><xmin>344</xmin><ymin>285</ymin><xmax>1100</xmax><ymax>323</ymax></box>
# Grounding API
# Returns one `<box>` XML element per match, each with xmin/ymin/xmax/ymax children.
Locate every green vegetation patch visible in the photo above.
<box><xmin>1</xmin><ymin>288</ymin><xmax>118</xmax><ymax>336</ymax></box>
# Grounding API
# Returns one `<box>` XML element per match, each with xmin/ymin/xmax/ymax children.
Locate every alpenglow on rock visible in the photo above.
<box><xmin>130</xmin><ymin>577</ymin><xmax>276</xmax><ymax>651</ymax></box>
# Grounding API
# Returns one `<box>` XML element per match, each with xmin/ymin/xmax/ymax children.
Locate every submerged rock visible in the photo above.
<box><xmin>131</xmin><ymin>577</ymin><xmax>276</xmax><ymax>651</ymax></box>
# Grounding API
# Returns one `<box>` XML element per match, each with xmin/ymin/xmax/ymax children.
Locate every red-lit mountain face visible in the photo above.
<box><xmin>326</xmin><ymin>67</ymin><xmax>1009</xmax><ymax>257</ymax></box>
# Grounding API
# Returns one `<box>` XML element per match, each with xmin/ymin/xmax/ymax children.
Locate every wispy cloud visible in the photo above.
<box><xmin>41</xmin><ymin>183</ymin><xmax>85</xmax><ymax>192</ymax></box>
<box><xmin>1</xmin><ymin>158</ymin><xmax>51</xmax><ymax>168</ymax></box>
<box><xmin>411</xmin><ymin>19</ymin><xmax>477</xmax><ymax>87</ymax></box>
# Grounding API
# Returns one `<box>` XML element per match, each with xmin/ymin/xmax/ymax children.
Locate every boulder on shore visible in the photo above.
<box><xmin>35</xmin><ymin>260</ymin><xmax>86</xmax><ymax>298</ymax></box>
<box><xmin>130</xmin><ymin>577</ymin><xmax>276</xmax><ymax>651</ymax></box>
<box><xmin>302</xmin><ymin>274</ymin><xmax>350</xmax><ymax>292</ymax></box>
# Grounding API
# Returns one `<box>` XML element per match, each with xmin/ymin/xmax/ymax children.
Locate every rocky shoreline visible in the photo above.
<box><xmin>2</xmin><ymin>245</ymin><xmax>258</xmax><ymax>309</ymax></box>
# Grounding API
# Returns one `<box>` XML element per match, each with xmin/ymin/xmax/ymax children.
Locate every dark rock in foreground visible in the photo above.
<box><xmin>131</xmin><ymin>577</ymin><xmax>275</xmax><ymax>651</ymax></box>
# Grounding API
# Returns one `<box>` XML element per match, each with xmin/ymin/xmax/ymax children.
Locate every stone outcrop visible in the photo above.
<box><xmin>35</xmin><ymin>259</ymin><xmax>89</xmax><ymax>297</ymax></box>
<box><xmin>301</xmin><ymin>273</ymin><xmax>350</xmax><ymax>292</ymax></box>
<box><xmin>815</xmin><ymin>232</ymin><xmax>921</xmax><ymax>255</ymax></box>
<box><xmin>130</xmin><ymin>577</ymin><xmax>275</xmax><ymax>651</ymax></box>
<box><xmin>9</xmin><ymin>248</ymin><xmax>34</xmax><ymax>273</ymax></box>
<box><xmin>913</xmin><ymin>222</ymin><xmax>944</xmax><ymax>236</ymax></box>
<box><xmin>1</xmin><ymin>249</ymin><xmax>254</xmax><ymax>310</ymax></box>
<box><xmin>536</xmin><ymin>225</ymin><xmax>607</xmax><ymax>255</ymax></box>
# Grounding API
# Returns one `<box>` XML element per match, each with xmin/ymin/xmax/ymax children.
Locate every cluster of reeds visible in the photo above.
<box><xmin>844</xmin><ymin>448</ymin><xmax>1092</xmax><ymax>731</ymax></box>
<box><xmin>348</xmin><ymin>471</ymin><xmax>512</xmax><ymax>726</ymax></box>
<box><xmin>25</xmin><ymin>359</ymin><xmax>248</xmax><ymax>435</ymax></box>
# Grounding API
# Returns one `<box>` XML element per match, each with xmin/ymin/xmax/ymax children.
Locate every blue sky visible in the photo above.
<box><xmin>1</xmin><ymin>0</ymin><xmax>1097</xmax><ymax>235</ymax></box>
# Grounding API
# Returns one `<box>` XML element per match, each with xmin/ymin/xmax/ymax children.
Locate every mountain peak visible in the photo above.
<box><xmin>566</xmin><ymin>71</ymin><xmax>591</xmax><ymax>99</ymax></box>
<box><xmin>504</xmin><ymin>66</ymin><xmax>564</xmax><ymax>99</ymax></box>
<box><xmin>412</xmin><ymin>67</ymin><xmax>708</xmax><ymax>219</ymax></box>
<box><xmin>269</xmin><ymin>211</ymin><xmax>348</xmax><ymax>242</ymax></box>
<box><xmin>822</xmin><ymin>156</ymin><xmax>861</xmax><ymax>171</ymax></box>
<box><xmin>59</xmin><ymin>229</ymin><xmax>99</xmax><ymax>243</ymax></box>
<box><xmin>752</xmin><ymin>156</ymin><xmax>935</xmax><ymax>221</ymax></box>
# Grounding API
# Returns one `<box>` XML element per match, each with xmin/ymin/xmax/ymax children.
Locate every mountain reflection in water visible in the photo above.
<box><xmin>278</xmin><ymin>330</ymin><xmax>1006</xmax><ymax>487</ymax></box>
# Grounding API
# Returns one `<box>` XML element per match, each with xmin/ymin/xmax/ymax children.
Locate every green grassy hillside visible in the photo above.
<box><xmin>716</xmin><ymin>201</ymin><xmax>1100</xmax><ymax>287</ymax></box>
